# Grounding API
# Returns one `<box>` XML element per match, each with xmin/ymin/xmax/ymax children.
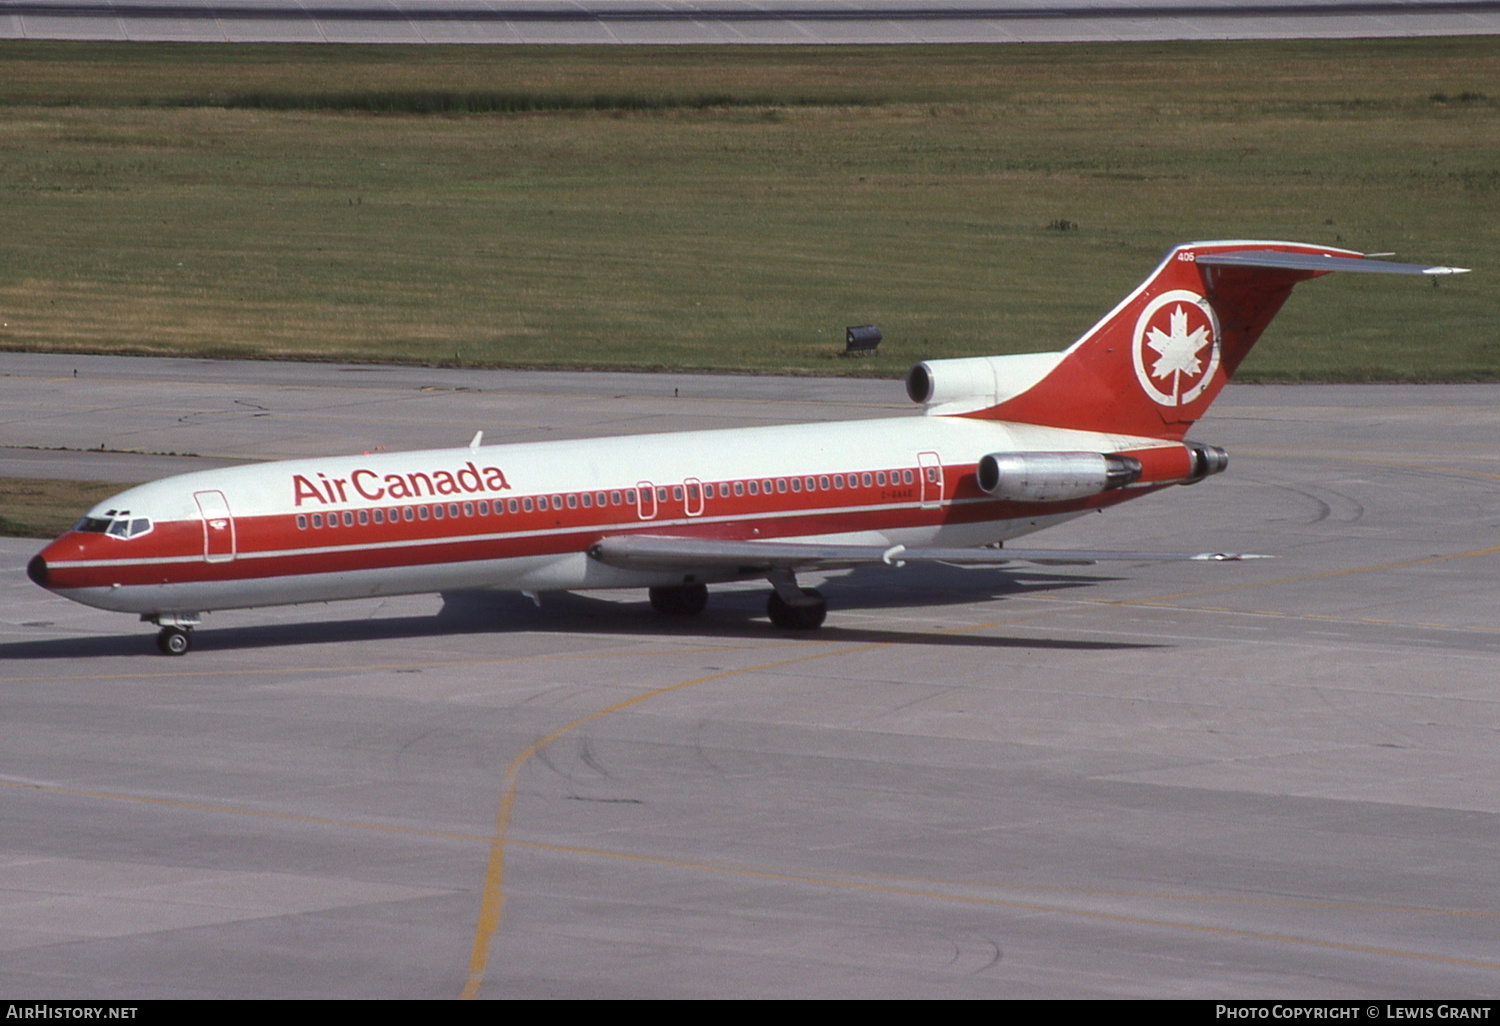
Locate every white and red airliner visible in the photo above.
<box><xmin>28</xmin><ymin>240</ymin><xmax>1465</xmax><ymax>654</ymax></box>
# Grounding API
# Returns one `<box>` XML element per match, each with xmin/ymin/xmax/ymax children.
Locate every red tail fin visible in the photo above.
<box><xmin>930</xmin><ymin>240</ymin><xmax>1463</xmax><ymax>441</ymax></box>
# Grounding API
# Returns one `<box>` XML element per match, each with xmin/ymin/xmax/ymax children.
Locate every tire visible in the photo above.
<box><xmin>649</xmin><ymin>584</ymin><xmax>709</xmax><ymax>617</ymax></box>
<box><xmin>766</xmin><ymin>587</ymin><xmax>827</xmax><ymax>630</ymax></box>
<box><xmin>156</xmin><ymin>627</ymin><xmax>191</xmax><ymax>656</ymax></box>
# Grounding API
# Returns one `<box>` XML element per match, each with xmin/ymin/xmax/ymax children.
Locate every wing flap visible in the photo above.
<box><xmin>587</xmin><ymin>535</ymin><xmax>1263</xmax><ymax>573</ymax></box>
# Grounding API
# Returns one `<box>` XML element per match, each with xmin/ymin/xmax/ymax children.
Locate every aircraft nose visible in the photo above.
<box><xmin>27</xmin><ymin>553</ymin><xmax>49</xmax><ymax>588</ymax></box>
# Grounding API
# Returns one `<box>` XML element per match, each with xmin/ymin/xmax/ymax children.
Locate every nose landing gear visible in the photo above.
<box><xmin>156</xmin><ymin>626</ymin><xmax>192</xmax><ymax>656</ymax></box>
<box><xmin>144</xmin><ymin>613</ymin><xmax>200</xmax><ymax>656</ymax></box>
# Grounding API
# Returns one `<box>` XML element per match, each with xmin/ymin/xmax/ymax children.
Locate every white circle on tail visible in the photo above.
<box><xmin>1132</xmin><ymin>290</ymin><xmax>1221</xmax><ymax>408</ymax></box>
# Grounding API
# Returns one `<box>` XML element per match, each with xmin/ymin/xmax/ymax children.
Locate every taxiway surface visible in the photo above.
<box><xmin>1</xmin><ymin>354</ymin><xmax>1497</xmax><ymax>997</ymax></box>
<box><xmin>3</xmin><ymin>0</ymin><xmax>1497</xmax><ymax>44</ymax></box>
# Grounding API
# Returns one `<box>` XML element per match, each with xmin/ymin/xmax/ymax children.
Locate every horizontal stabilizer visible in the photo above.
<box><xmin>1196</xmin><ymin>250</ymin><xmax>1469</xmax><ymax>276</ymax></box>
<box><xmin>588</xmin><ymin>535</ymin><xmax>1267</xmax><ymax>573</ymax></box>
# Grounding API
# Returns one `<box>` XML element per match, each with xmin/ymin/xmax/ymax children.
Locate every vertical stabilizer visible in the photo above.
<box><xmin>932</xmin><ymin>241</ymin><xmax>1465</xmax><ymax>440</ymax></box>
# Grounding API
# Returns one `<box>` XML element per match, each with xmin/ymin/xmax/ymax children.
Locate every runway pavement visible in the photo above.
<box><xmin>1</xmin><ymin>354</ymin><xmax>1498</xmax><ymax>997</ymax></box>
<box><xmin>3</xmin><ymin>0</ymin><xmax>1497</xmax><ymax>44</ymax></box>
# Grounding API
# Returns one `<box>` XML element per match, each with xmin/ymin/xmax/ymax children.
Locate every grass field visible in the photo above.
<box><xmin>0</xmin><ymin>477</ymin><xmax>128</xmax><ymax>538</ymax></box>
<box><xmin>0</xmin><ymin>39</ymin><xmax>1495</xmax><ymax>380</ymax></box>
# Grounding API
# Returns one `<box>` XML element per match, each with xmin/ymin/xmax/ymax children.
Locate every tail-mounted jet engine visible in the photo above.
<box><xmin>976</xmin><ymin>452</ymin><xmax>1142</xmax><ymax>503</ymax></box>
<box><xmin>905</xmin><ymin>353</ymin><xmax>1066</xmax><ymax>415</ymax></box>
<box><xmin>1183</xmin><ymin>441</ymin><xmax>1229</xmax><ymax>484</ymax></box>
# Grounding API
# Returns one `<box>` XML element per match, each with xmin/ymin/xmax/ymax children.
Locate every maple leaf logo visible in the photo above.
<box><xmin>1144</xmin><ymin>304</ymin><xmax>1212</xmax><ymax>395</ymax></box>
<box><xmin>1131</xmin><ymin>291</ymin><xmax>1221</xmax><ymax>409</ymax></box>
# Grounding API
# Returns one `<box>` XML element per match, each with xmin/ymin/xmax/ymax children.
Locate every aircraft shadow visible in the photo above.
<box><xmin>0</xmin><ymin>565</ymin><xmax>1163</xmax><ymax>660</ymax></box>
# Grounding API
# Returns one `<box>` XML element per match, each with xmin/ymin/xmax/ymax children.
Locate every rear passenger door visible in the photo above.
<box><xmin>918</xmin><ymin>452</ymin><xmax>944</xmax><ymax>510</ymax></box>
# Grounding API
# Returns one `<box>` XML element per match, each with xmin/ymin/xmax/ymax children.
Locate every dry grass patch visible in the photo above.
<box><xmin>0</xmin><ymin>477</ymin><xmax>130</xmax><ymax>539</ymax></box>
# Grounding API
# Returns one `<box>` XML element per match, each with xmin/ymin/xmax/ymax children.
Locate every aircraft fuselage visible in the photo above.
<box><xmin>30</xmin><ymin>413</ymin><xmax>1193</xmax><ymax>617</ymax></box>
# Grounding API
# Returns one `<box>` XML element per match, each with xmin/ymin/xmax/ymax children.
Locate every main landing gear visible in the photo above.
<box><xmin>649</xmin><ymin>583</ymin><xmax>709</xmax><ymax>617</ymax></box>
<box><xmin>145</xmin><ymin>613</ymin><xmax>200</xmax><ymax>656</ymax></box>
<box><xmin>766</xmin><ymin>587</ymin><xmax>827</xmax><ymax>630</ymax></box>
<box><xmin>765</xmin><ymin>569</ymin><xmax>827</xmax><ymax>631</ymax></box>
<box><xmin>646</xmin><ymin>573</ymin><xmax>829</xmax><ymax>630</ymax></box>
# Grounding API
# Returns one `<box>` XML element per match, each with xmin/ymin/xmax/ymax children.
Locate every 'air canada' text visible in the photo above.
<box><xmin>293</xmin><ymin>462</ymin><xmax>512</xmax><ymax>506</ymax></box>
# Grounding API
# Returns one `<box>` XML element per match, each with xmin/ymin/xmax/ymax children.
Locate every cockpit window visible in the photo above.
<box><xmin>75</xmin><ymin>514</ymin><xmax>152</xmax><ymax>539</ymax></box>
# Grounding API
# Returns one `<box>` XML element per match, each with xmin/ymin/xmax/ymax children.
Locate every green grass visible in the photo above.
<box><xmin>0</xmin><ymin>39</ymin><xmax>1496</xmax><ymax>380</ymax></box>
<box><xmin>0</xmin><ymin>477</ymin><xmax>131</xmax><ymax>538</ymax></box>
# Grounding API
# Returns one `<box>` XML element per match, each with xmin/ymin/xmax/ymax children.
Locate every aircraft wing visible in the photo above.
<box><xmin>587</xmin><ymin>535</ymin><xmax>1263</xmax><ymax>572</ymax></box>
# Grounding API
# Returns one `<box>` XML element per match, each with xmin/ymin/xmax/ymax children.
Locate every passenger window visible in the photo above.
<box><xmin>313</xmin><ymin>513</ymin><xmax>324</xmax><ymax>528</ymax></box>
<box><xmin>777</xmin><ymin>479</ymin><xmax>787</xmax><ymax>494</ymax></box>
<box><xmin>581</xmin><ymin>493</ymin><xmax>592</xmax><ymax>508</ymax></box>
<box><xmin>404</xmin><ymin>507</ymin><xmax>415</xmax><ymax>522</ymax></box>
<box><xmin>748</xmin><ymin>481</ymin><xmax>758</xmax><ymax>495</ymax></box>
<box><xmin>418</xmin><ymin>506</ymin><xmax>429</xmax><ymax>520</ymax></box>
<box><xmin>790</xmin><ymin>478</ymin><xmax>801</xmax><ymax>493</ymax></box>
<box><xmin>358</xmin><ymin>510</ymin><xmax>369</xmax><ymax>525</ymax></box>
<box><xmin>862</xmin><ymin>473</ymin><xmax>873</xmax><ymax>487</ymax></box>
<box><xmin>819</xmin><ymin>476</ymin><xmax>829</xmax><ymax>490</ymax></box>
<box><xmin>523</xmin><ymin>497</ymin><xmax>534</xmax><ymax>512</ymax></box>
<box><xmin>434</xmin><ymin>505</ymin><xmax>444</xmax><ymax>520</ymax></box>
<box><xmin>373</xmin><ymin>508</ymin><xmax>384</xmax><ymax>524</ymax></box>
<box><xmin>734</xmin><ymin>481</ymin><xmax>744</xmax><ymax>496</ymax></box>
<box><xmin>903</xmin><ymin>469</ymin><xmax>914</xmax><ymax>485</ymax></box>
<box><xmin>567</xmin><ymin>494</ymin><xmax>577</xmax><ymax>509</ymax></box>
<box><xmin>478</xmin><ymin>501</ymin><xmax>489</xmax><ymax>515</ymax></box>
<box><xmin>463</xmin><ymin>502</ymin><xmax>474</xmax><ymax>517</ymax></box>
<box><xmin>625</xmin><ymin>489</ymin><xmax>636</xmax><ymax>504</ymax></box>
<box><xmin>508</xmin><ymin>499</ymin><xmax>518</xmax><ymax>513</ymax></box>
<box><xmin>297</xmin><ymin>515</ymin><xmax>308</xmax><ymax>530</ymax></box>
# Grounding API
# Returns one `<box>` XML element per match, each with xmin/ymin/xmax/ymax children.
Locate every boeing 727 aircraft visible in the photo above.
<box><xmin>27</xmin><ymin>240</ymin><xmax>1466</xmax><ymax>654</ymax></box>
